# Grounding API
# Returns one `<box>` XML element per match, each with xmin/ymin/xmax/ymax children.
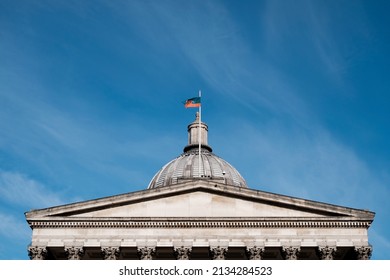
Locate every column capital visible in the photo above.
<box><xmin>246</xmin><ymin>246</ymin><xmax>265</xmax><ymax>260</ymax></box>
<box><xmin>28</xmin><ymin>246</ymin><xmax>48</xmax><ymax>260</ymax></box>
<box><xmin>101</xmin><ymin>247</ymin><xmax>120</xmax><ymax>260</ymax></box>
<box><xmin>174</xmin><ymin>246</ymin><xmax>192</xmax><ymax>260</ymax></box>
<box><xmin>65</xmin><ymin>246</ymin><xmax>84</xmax><ymax>260</ymax></box>
<box><xmin>355</xmin><ymin>246</ymin><xmax>372</xmax><ymax>260</ymax></box>
<box><xmin>137</xmin><ymin>247</ymin><xmax>156</xmax><ymax>260</ymax></box>
<box><xmin>210</xmin><ymin>246</ymin><xmax>228</xmax><ymax>260</ymax></box>
<box><xmin>282</xmin><ymin>246</ymin><xmax>300</xmax><ymax>260</ymax></box>
<box><xmin>318</xmin><ymin>246</ymin><xmax>337</xmax><ymax>260</ymax></box>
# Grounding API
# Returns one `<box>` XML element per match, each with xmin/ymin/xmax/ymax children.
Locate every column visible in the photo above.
<box><xmin>137</xmin><ymin>247</ymin><xmax>156</xmax><ymax>260</ymax></box>
<box><xmin>65</xmin><ymin>246</ymin><xmax>84</xmax><ymax>260</ymax></box>
<box><xmin>246</xmin><ymin>246</ymin><xmax>265</xmax><ymax>260</ymax></box>
<box><xmin>355</xmin><ymin>246</ymin><xmax>372</xmax><ymax>260</ymax></box>
<box><xmin>28</xmin><ymin>246</ymin><xmax>48</xmax><ymax>260</ymax></box>
<box><xmin>282</xmin><ymin>246</ymin><xmax>300</xmax><ymax>260</ymax></box>
<box><xmin>101</xmin><ymin>247</ymin><xmax>120</xmax><ymax>260</ymax></box>
<box><xmin>318</xmin><ymin>246</ymin><xmax>337</xmax><ymax>260</ymax></box>
<box><xmin>174</xmin><ymin>246</ymin><xmax>192</xmax><ymax>260</ymax></box>
<box><xmin>210</xmin><ymin>246</ymin><xmax>228</xmax><ymax>260</ymax></box>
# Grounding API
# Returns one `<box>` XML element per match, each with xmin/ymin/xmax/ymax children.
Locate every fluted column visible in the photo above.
<box><xmin>174</xmin><ymin>246</ymin><xmax>192</xmax><ymax>260</ymax></box>
<box><xmin>318</xmin><ymin>246</ymin><xmax>337</xmax><ymax>260</ymax></box>
<box><xmin>246</xmin><ymin>246</ymin><xmax>265</xmax><ymax>260</ymax></box>
<box><xmin>282</xmin><ymin>246</ymin><xmax>300</xmax><ymax>260</ymax></box>
<box><xmin>101</xmin><ymin>247</ymin><xmax>120</xmax><ymax>260</ymax></box>
<box><xmin>355</xmin><ymin>246</ymin><xmax>372</xmax><ymax>260</ymax></box>
<box><xmin>137</xmin><ymin>247</ymin><xmax>156</xmax><ymax>260</ymax></box>
<box><xmin>65</xmin><ymin>246</ymin><xmax>84</xmax><ymax>260</ymax></box>
<box><xmin>28</xmin><ymin>246</ymin><xmax>48</xmax><ymax>260</ymax></box>
<box><xmin>210</xmin><ymin>246</ymin><xmax>228</xmax><ymax>260</ymax></box>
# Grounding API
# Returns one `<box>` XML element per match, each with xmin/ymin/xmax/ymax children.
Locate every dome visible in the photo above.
<box><xmin>148</xmin><ymin>113</ymin><xmax>248</xmax><ymax>189</ymax></box>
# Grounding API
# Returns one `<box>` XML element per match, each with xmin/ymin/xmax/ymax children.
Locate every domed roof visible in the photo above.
<box><xmin>148</xmin><ymin>113</ymin><xmax>248</xmax><ymax>189</ymax></box>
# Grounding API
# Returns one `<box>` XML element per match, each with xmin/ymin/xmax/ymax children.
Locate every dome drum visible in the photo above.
<box><xmin>148</xmin><ymin>115</ymin><xmax>247</xmax><ymax>189</ymax></box>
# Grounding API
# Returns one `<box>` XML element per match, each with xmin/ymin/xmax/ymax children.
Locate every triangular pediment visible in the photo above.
<box><xmin>25</xmin><ymin>182</ymin><xmax>374</xmax><ymax>222</ymax></box>
<box><xmin>72</xmin><ymin>191</ymin><xmax>328</xmax><ymax>218</ymax></box>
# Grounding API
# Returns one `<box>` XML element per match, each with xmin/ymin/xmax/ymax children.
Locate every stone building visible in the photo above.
<box><xmin>25</xmin><ymin>114</ymin><xmax>374</xmax><ymax>260</ymax></box>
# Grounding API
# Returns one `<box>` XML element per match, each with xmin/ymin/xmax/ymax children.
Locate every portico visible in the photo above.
<box><xmin>26</xmin><ymin>181</ymin><xmax>374</xmax><ymax>260</ymax></box>
<box><xmin>25</xmin><ymin>115</ymin><xmax>374</xmax><ymax>260</ymax></box>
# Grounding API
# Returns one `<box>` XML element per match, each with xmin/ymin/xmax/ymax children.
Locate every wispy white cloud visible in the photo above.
<box><xmin>0</xmin><ymin>212</ymin><xmax>30</xmax><ymax>240</ymax></box>
<box><xmin>116</xmin><ymin>1</ymin><xmax>389</xmax><ymax>215</ymax></box>
<box><xmin>216</xmin><ymin>117</ymin><xmax>389</xmax><ymax>211</ymax></box>
<box><xmin>111</xmin><ymin>0</ymin><xmax>308</xmax><ymax>120</ymax></box>
<box><xmin>0</xmin><ymin>171</ymin><xmax>64</xmax><ymax>209</ymax></box>
<box><xmin>262</xmin><ymin>0</ymin><xmax>373</xmax><ymax>84</ymax></box>
<box><xmin>214</xmin><ymin>117</ymin><xmax>390</xmax><ymax>260</ymax></box>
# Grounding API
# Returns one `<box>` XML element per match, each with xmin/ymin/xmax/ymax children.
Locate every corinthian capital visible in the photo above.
<box><xmin>137</xmin><ymin>247</ymin><xmax>155</xmax><ymax>260</ymax></box>
<box><xmin>28</xmin><ymin>246</ymin><xmax>48</xmax><ymax>260</ymax></box>
<box><xmin>355</xmin><ymin>246</ymin><xmax>372</xmax><ymax>260</ymax></box>
<box><xmin>65</xmin><ymin>246</ymin><xmax>84</xmax><ymax>260</ymax></box>
<box><xmin>318</xmin><ymin>246</ymin><xmax>337</xmax><ymax>260</ymax></box>
<box><xmin>246</xmin><ymin>246</ymin><xmax>265</xmax><ymax>260</ymax></box>
<box><xmin>282</xmin><ymin>246</ymin><xmax>300</xmax><ymax>260</ymax></box>
<box><xmin>210</xmin><ymin>246</ymin><xmax>228</xmax><ymax>260</ymax></box>
<box><xmin>174</xmin><ymin>246</ymin><xmax>192</xmax><ymax>260</ymax></box>
<box><xmin>101</xmin><ymin>247</ymin><xmax>120</xmax><ymax>260</ymax></box>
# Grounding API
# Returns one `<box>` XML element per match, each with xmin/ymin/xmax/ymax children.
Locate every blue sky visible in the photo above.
<box><xmin>0</xmin><ymin>0</ymin><xmax>389</xmax><ymax>259</ymax></box>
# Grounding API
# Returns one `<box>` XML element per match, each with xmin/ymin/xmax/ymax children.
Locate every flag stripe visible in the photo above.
<box><xmin>184</xmin><ymin>97</ymin><xmax>201</xmax><ymax>108</ymax></box>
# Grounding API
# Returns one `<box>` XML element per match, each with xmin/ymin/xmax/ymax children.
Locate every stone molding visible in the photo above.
<box><xmin>355</xmin><ymin>246</ymin><xmax>372</xmax><ymax>260</ymax></box>
<box><xmin>174</xmin><ymin>246</ymin><xmax>192</xmax><ymax>260</ymax></box>
<box><xmin>28</xmin><ymin>246</ymin><xmax>48</xmax><ymax>260</ymax></box>
<box><xmin>246</xmin><ymin>246</ymin><xmax>265</xmax><ymax>260</ymax></box>
<box><xmin>29</xmin><ymin>220</ymin><xmax>372</xmax><ymax>229</ymax></box>
<box><xmin>137</xmin><ymin>247</ymin><xmax>156</xmax><ymax>260</ymax></box>
<box><xmin>101</xmin><ymin>247</ymin><xmax>120</xmax><ymax>260</ymax></box>
<box><xmin>210</xmin><ymin>246</ymin><xmax>228</xmax><ymax>260</ymax></box>
<box><xmin>65</xmin><ymin>246</ymin><xmax>84</xmax><ymax>260</ymax></box>
<box><xmin>282</xmin><ymin>246</ymin><xmax>300</xmax><ymax>260</ymax></box>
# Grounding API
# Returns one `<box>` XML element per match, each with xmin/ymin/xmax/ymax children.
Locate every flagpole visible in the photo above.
<box><xmin>198</xmin><ymin>90</ymin><xmax>202</xmax><ymax>177</ymax></box>
<box><xmin>198</xmin><ymin>90</ymin><xmax>202</xmax><ymax>178</ymax></box>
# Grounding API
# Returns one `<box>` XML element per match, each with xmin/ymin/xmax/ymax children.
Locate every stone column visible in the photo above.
<box><xmin>65</xmin><ymin>246</ymin><xmax>84</xmax><ymax>260</ymax></box>
<box><xmin>282</xmin><ymin>246</ymin><xmax>300</xmax><ymax>260</ymax></box>
<box><xmin>137</xmin><ymin>247</ymin><xmax>156</xmax><ymax>260</ymax></box>
<box><xmin>101</xmin><ymin>247</ymin><xmax>120</xmax><ymax>260</ymax></box>
<box><xmin>246</xmin><ymin>246</ymin><xmax>265</xmax><ymax>260</ymax></box>
<box><xmin>210</xmin><ymin>246</ymin><xmax>228</xmax><ymax>260</ymax></box>
<box><xmin>28</xmin><ymin>246</ymin><xmax>48</xmax><ymax>260</ymax></box>
<box><xmin>174</xmin><ymin>246</ymin><xmax>192</xmax><ymax>260</ymax></box>
<box><xmin>318</xmin><ymin>246</ymin><xmax>337</xmax><ymax>260</ymax></box>
<box><xmin>355</xmin><ymin>246</ymin><xmax>372</xmax><ymax>260</ymax></box>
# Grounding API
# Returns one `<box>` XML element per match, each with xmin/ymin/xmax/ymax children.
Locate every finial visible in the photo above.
<box><xmin>195</xmin><ymin>112</ymin><xmax>200</xmax><ymax>121</ymax></box>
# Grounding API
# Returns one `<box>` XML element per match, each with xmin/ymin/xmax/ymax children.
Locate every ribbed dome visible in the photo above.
<box><xmin>148</xmin><ymin>114</ymin><xmax>247</xmax><ymax>189</ymax></box>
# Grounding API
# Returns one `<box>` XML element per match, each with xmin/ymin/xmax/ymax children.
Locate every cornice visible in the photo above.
<box><xmin>28</xmin><ymin>217</ymin><xmax>373</xmax><ymax>229</ymax></box>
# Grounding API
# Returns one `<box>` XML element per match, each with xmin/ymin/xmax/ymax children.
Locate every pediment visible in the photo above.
<box><xmin>71</xmin><ymin>191</ymin><xmax>327</xmax><ymax>218</ymax></box>
<box><xmin>25</xmin><ymin>182</ymin><xmax>374</xmax><ymax>222</ymax></box>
